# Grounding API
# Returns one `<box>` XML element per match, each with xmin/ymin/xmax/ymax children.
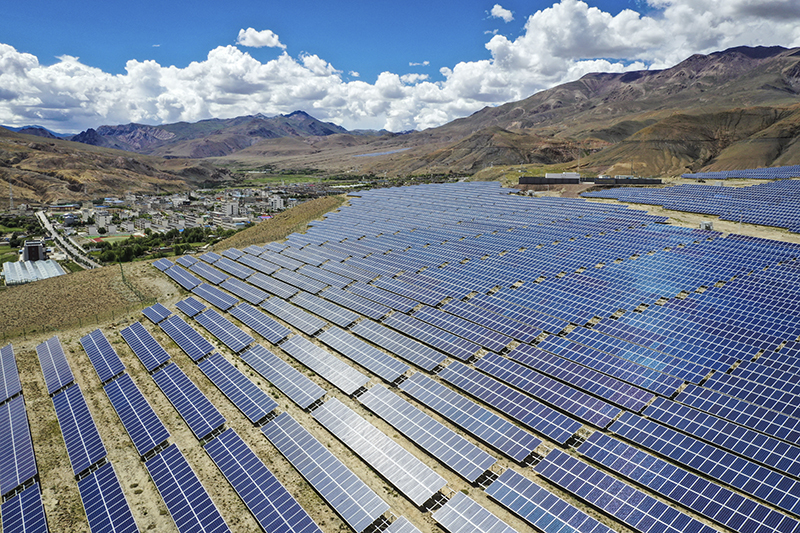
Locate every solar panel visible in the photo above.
<box><xmin>350</xmin><ymin>319</ymin><xmax>446</xmax><ymax>371</ymax></box>
<box><xmin>359</xmin><ymin>385</ymin><xmax>496</xmax><ymax>483</ymax></box>
<box><xmin>320</xmin><ymin>287</ymin><xmax>392</xmax><ymax>320</ymax></box>
<box><xmin>175</xmin><ymin>255</ymin><xmax>199</xmax><ymax>268</ymax></box>
<box><xmin>80</xmin><ymin>329</ymin><xmax>126</xmax><ymax>385</ymax></box>
<box><xmin>104</xmin><ymin>373</ymin><xmax>170</xmax><ymax>457</ymax></box>
<box><xmin>383</xmin><ymin>313</ymin><xmax>479</xmax><ymax>362</ymax></box>
<box><xmin>220</xmin><ymin>277</ymin><xmax>268</xmax><ymax>305</ymax></box>
<box><xmin>145</xmin><ymin>444</ymin><xmax>231</xmax><ymax>533</ymax></box>
<box><xmin>486</xmin><ymin>468</ymin><xmax>613</xmax><ymax>533</ymax></box>
<box><xmin>260</xmin><ymin>298</ymin><xmax>327</xmax><ymax>336</ymax></box>
<box><xmin>160</xmin><ymin>315</ymin><xmax>215</xmax><ymax>362</ymax></box>
<box><xmin>215</xmin><ymin>257</ymin><xmax>255</xmax><ymax>279</ymax></box>
<box><xmin>51</xmin><ymin>384</ymin><xmax>106</xmax><ymax>476</ymax></box>
<box><xmin>228</xmin><ymin>303</ymin><xmax>291</xmax><ymax>344</ymax></box>
<box><xmin>297</xmin><ymin>264</ymin><xmax>351</xmax><ymax>289</ymax></box>
<box><xmin>432</xmin><ymin>491</ymin><xmax>519</xmax><ymax>533</ymax></box>
<box><xmin>348</xmin><ymin>282</ymin><xmax>418</xmax><ymax>313</ymax></box>
<box><xmin>0</xmin><ymin>344</ymin><xmax>23</xmax><ymax>404</ymax></box>
<box><xmin>280</xmin><ymin>336</ymin><xmax>369</xmax><ymax>396</ymax></box>
<box><xmin>314</xmin><ymin>397</ymin><xmax>446</xmax><ymax>506</ymax></box>
<box><xmin>153</xmin><ymin>258</ymin><xmax>174</xmax><ymax>271</ymax></box>
<box><xmin>438</xmin><ymin>361</ymin><xmax>581</xmax><ymax>444</ymax></box>
<box><xmin>413</xmin><ymin>306</ymin><xmax>512</xmax><ymax>353</ymax></box>
<box><xmin>119</xmin><ymin>322</ymin><xmax>171</xmax><ymax>373</ymax></box>
<box><xmin>175</xmin><ymin>296</ymin><xmax>207</xmax><ymax>317</ymax></box>
<box><xmin>384</xmin><ymin>517</ymin><xmax>422</xmax><ymax>533</ymax></box>
<box><xmin>198</xmin><ymin>352</ymin><xmax>278</xmax><ymax>424</ymax></box>
<box><xmin>203</xmin><ymin>428</ymin><xmax>322</xmax><ymax>533</ymax></box>
<box><xmin>262</xmin><ymin>412</ymin><xmax>389</xmax><ymax>533</ymax></box>
<box><xmin>222</xmin><ymin>248</ymin><xmax>244</xmax><ymax>260</ymax></box>
<box><xmin>142</xmin><ymin>302</ymin><xmax>172</xmax><ymax>324</ymax></box>
<box><xmin>442</xmin><ymin>300</ymin><xmax>540</xmax><ymax>343</ymax></box>
<box><xmin>152</xmin><ymin>363</ymin><xmax>226</xmax><ymax>441</ymax></box>
<box><xmin>0</xmin><ymin>395</ymin><xmax>37</xmax><ymax>497</ymax></box>
<box><xmin>195</xmin><ymin>309</ymin><xmax>254</xmax><ymax>354</ymax></box>
<box><xmin>36</xmin><ymin>336</ymin><xmax>75</xmax><ymax>396</ymax></box>
<box><xmin>240</xmin><ymin>345</ymin><xmax>325</xmax><ymax>410</ymax></box>
<box><xmin>290</xmin><ymin>291</ymin><xmax>360</xmax><ymax>328</ymax></box>
<box><xmin>164</xmin><ymin>265</ymin><xmax>202</xmax><ymax>291</ymax></box>
<box><xmin>198</xmin><ymin>251</ymin><xmax>222</xmax><ymax>264</ymax></box>
<box><xmin>236</xmin><ymin>253</ymin><xmax>280</xmax><ymax>275</ymax></box>
<box><xmin>77</xmin><ymin>462</ymin><xmax>138</xmax><ymax>533</ymax></box>
<box><xmin>247</xmin><ymin>273</ymin><xmax>299</xmax><ymax>299</ymax></box>
<box><xmin>192</xmin><ymin>283</ymin><xmax>239</xmax><ymax>311</ymax></box>
<box><xmin>318</xmin><ymin>327</ymin><xmax>409</xmax><ymax>383</ymax></box>
<box><xmin>398</xmin><ymin>373</ymin><xmax>540</xmax><ymax>463</ymax></box>
<box><xmin>259</xmin><ymin>250</ymin><xmax>303</xmax><ymax>270</ymax></box>
<box><xmin>1</xmin><ymin>483</ymin><xmax>48</xmax><ymax>533</ymax></box>
<box><xmin>272</xmin><ymin>269</ymin><xmax>329</xmax><ymax>294</ymax></box>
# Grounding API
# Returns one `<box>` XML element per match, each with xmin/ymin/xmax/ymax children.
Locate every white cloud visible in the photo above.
<box><xmin>409</xmin><ymin>61</ymin><xmax>430</xmax><ymax>67</ymax></box>
<box><xmin>349</xmin><ymin>71</ymin><xmax>360</xmax><ymax>77</ymax></box>
<box><xmin>236</xmin><ymin>27</ymin><xmax>286</xmax><ymax>49</ymax></box>
<box><xmin>490</xmin><ymin>4</ymin><xmax>514</xmax><ymax>23</ymax></box>
<box><xmin>1</xmin><ymin>2</ymin><xmax>800</xmax><ymax>133</ymax></box>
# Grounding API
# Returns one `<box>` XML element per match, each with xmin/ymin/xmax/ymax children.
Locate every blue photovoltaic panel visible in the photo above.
<box><xmin>347</xmin><ymin>282</ymin><xmax>418</xmax><ymax>313</ymax></box>
<box><xmin>220</xmin><ymin>277</ymin><xmax>268</xmax><ymax>305</ymax></box>
<box><xmin>262</xmin><ymin>412</ymin><xmax>389</xmax><ymax>533</ymax></box>
<box><xmin>438</xmin><ymin>361</ymin><xmax>581</xmax><ymax>444</ymax></box>
<box><xmin>52</xmin><ymin>384</ymin><xmax>107</xmax><ymax>476</ymax></box>
<box><xmin>535</xmin><ymin>450</ymin><xmax>717</xmax><ymax>533</ymax></box>
<box><xmin>281</xmin><ymin>336</ymin><xmax>369</xmax><ymax>396</ymax></box>
<box><xmin>221</xmin><ymin>248</ymin><xmax>243</xmax><ymax>260</ymax></box>
<box><xmin>160</xmin><ymin>315</ymin><xmax>215</xmax><ymax>362</ymax></box>
<box><xmin>0</xmin><ymin>344</ymin><xmax>23</xmax><ymax>404</ymax></box>
<box><xmin>318</xmin><ymin>327</ymin><xmax>409</xmax><ymax>383</ymax></box>
<box><xmin>120</xmin><ymin>322</ymin><xmax>171</xmax><ymax>373</ymax></box>
<box><xmin>432</xmin><ymin>492</ymin><xmax>519</xmax><ymax>533</ymax></box>
<box><xmin>383</xmin><ymin>313</ymin><xmax>479</xmax><ymax>362</ymax></box>
<box><xmin>359</xmin><ymin>385</ymin><xmax>496</xmax><ymax>483</ymax></box>
<box><xmin>145</xmin><ymin>444</ymin><xmax>231</xmax><ymax>533</ymax></box>
<box><xmin>192</xmin><ymin>283</ymin><xmax>239</xmax><ymax>311</ymax></box>
<box><xmin>229</xmin><ymin>303</ymin><xmax>291</xmax><ymax>344</ymax></box>
<box><xmin>236</xmin><ymin>253</ymin><xmax>280</xmax><ymax>275</ymax></box>
<box><xmin>153</xmin><ymin>258</ymin><xmax>174</xmax><ymax>271</ymax></box>
<box><xmin>413</xmin><ymin>306</ymin><xmax>512</xmax><ymax>353</ymax></box>
<box><xmin>384</xmin><ymin>517</ymin><xmax>422</xmax><ymax>533</ymax></box>
<box><xmin>152</xmin><ymin>363</ymin><xmax>226</xmax><ymax>441</ymax></box>
<box><xmin>398</xmin><ymin>373</ymin><xmax>540</xmax><ymax>463</ymax></box>
<box><xmin>164</xmin><ymin>266</ymin><xmax>202</xmax><ymax>291</ymax></box>
<box><xmin>486</xmin><ymin>468</ymin><xmax>613</xmax><ymax>533</ymax></box>
<box><xmin>176</xmin><ymin>255</ymin><xmax>199</xmax><ymax>268</ymax></box>
<box><xmin>240</xmin><ymin>345</ymin><xmax>325</xmax><ymax>410</ymax></box>
<box><xmin>298</xmin><ymin>264</ymin><xmax>351</xmax><ymax>289</ymax></box>
<box><xmin>198</xmin><ymin>352</ymin><xmax>278</xmax><ymax>424</ymax></box>
<box><xmin>77</xmin><ymin>462</ymin><xmax>138</xmax><ymax>533</ymax></box>
<box><xmin>441</xmin><ymin>300</ymin><xmax>540</xmax><ymax>343</ymax></box>
<box><xmin>260</xmin><ymin>250</ymin><xmax>303</xmax><ymax>270</ymax></box>
<box><xmin>248</xmin><ymin>273</ymin><xmax>299</xmax><ymax>299</ymax></box>
<box><xmin>36</xmin><ymin>336</ymin><xmax>75</xmax><ymax>396</ymax></box>
<box><xmin>321</xmin><ymin>287</ymin><xmax>391</xmax><ymax>320</ymax></box>
<box><xmin>199</xmin><ymin>251</ymin><xmax>222</xmax><ymax>264</ymax></box>
<box><xmin>215</xmin><ymin>257</ymin><xmax>255</xmax><ymax>279</ymax></box>
<box><xmin>190</xmin><ymin>261</ymin><xmax>229</xmax><ymax>285</ymax></box>
<box><xmin>272</xmin><ymin>269</ymin><xmax>329</xmax><ymax>294</ymax></box>
<box><xmin>142</xmin><ymin>302</ymin><xmax>171</xmax><ymax>324</ymax></box>
<box><xmin>350</xmin><ymin>319</ymin><xmax>446</xmax><ymax>371</ymax></box>
<box><xmin>176</xmin><ymin>297</ymin><xmax>207</xmax><ymax>318</ymax></box>
<box><xmin>1</xmin><ymin>483</ymin><xmax>48</xmax><ymax>533</ymax></box>
<box><xmin>260</xmin><ymin>298</ymin><xmax>327</xmax><ymax>336</ymax></box>
<box><xmin>104</xmin><ymin>373</ymin><xmax>170</xmax><ymax>457</ymax></box>
<box><xmin>195</xmin><ymin>309</ymin><xmax>254</xmax><ymax>354</ymax></box>
<box><xmin>204</xmin><ymin>429</ymin><xmax>322</xmax><ymax>533</ymax></box>
<box><xmin>314</xmin><ymin>397</ymin><xmax>447</xmax><ymax>507</ymax></box>
<box><xmin>290</xmin><ymin>291</ymin><xmax>359</xmax><ymax>328</ymax></box>
<box><xmin>80</xmin><ymin>329</ymin><xmax>126</xmax><ymax>385</ymax></box>
<box><xmin>0</xmin><ymin>395</ymin><xmax>37</xmax><ymax>497</ymax></box>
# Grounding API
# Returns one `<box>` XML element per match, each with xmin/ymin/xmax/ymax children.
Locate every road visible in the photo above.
<box><xmin>36</xmin><ymin>210</ymin><xmax>102</xmax><ymax>269</ymax></box>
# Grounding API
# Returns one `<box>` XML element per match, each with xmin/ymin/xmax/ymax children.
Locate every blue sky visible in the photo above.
<box><xmin>1</xmin><ymin>0</ymin><xmax>798</xmax><ymax>132</ymax></box>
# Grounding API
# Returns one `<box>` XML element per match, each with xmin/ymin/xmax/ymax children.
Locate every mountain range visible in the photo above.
<box><xmin>3</xmin><ymin>45</ymin><xmax>800</xmax><ymax>203</ymax></box>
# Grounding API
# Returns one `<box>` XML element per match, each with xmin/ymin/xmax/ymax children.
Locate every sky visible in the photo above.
<box><xmin>1</xmin><ymin>0</ymin><xmax>800</xmax><ymax>133</ymax></box>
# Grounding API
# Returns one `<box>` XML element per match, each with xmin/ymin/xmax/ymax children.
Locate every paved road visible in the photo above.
<box><xmin>36</xmin><ymin>210</ymin><xmax>102</xmax><ymax>269</ymax></box>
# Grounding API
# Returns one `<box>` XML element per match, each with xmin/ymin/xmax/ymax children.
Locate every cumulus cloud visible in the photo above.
<box><xmin>349</xmin><ymin>71</ymin><xmax>360</xmax><ymax>77</ymax></box>
<box><xmin>490</xmin><ymin>4</ymin><xmax>514</xmax><ymax>23</ymax></box>
<box><xmin>2</xmin><ymin>1</ymin><xmax>800</xmax><ymax>133</ymax></box>
<box><xmin>236</xmin><ymin>27</ymin><xmax>286</xmax><ymax>49</ymax></box>
<box><xmin>409</xmin><ymin>61</ymin><xmax>430</xmax><ymax>66</ymax></box>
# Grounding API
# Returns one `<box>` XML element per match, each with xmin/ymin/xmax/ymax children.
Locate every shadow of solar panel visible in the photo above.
<box><xmin>145</xmin><ymin>444</ymin><xmax>230</xmax><ymax>533</ymax></box>
<box><xmin>439</xmin><ymin>361</ymin><xmax>581</xmax><ymax>444</ymax></box>
<box><xmin>220</xmin><ymin>277</ymin><xmax>268</xmax><ymax>305</ymax></box>
<box><xmin>1</xmin><ymin>483</ymin><xmax>47</xmax><ymax>533</ymax></box>
<box><xmin>281</xmin><ymin>336</ymin><xmax>368</xmax><ymax>396</ymax></box>
<box><xmin>579</xmin><ymin>432</ymin><xmax>800</xmax><ymax>533</ymax></box>
<box><xmin>398</xmin><ymin>373</ymin><xmax>540</xmax><ymax>463</ymax></box>
<box><xmin>432</xmin><ymin>492</ymin><xmax>519</xmax><ymax>533</ymax></box>
<box><xmin>120</xmin><ymin>322</ymin><xmax>171</xmax><ymax>373</ymax></box>
<box><xmin>152</xmin><ymin>363</ymin><xmax>225</xmax><ymax>441</ymax></box>
<box><xmin>0</xmin><ymin>344</ymin><xmax>22</xmax><ymax>404</ymax></box>
<box><xmin>360</xmin><ymin>385</ymin><xmax>495</xmax><ymax>483</ymax></box>
<box><xmin>290</xmin><ymin>291</ymin><xmax>359</xmax><ymax>328</ymax></box>
<box><xmin>175</xmin><ymin>297</ymin><xmax>206</xmax><ymax>318</ymax></box>
<box><xmin>198</xmin><ymin>352</ymin><xmax>277</xmax><ymax>424</ymax></box>
<box><xmin>160</xmin><ymin>315</ymin><xmax>214</xmax><ymax>362</ymax></box>
<box><xmin>52</xmin><ymin>384</ymin><xmax>106</xmax><ymax>476</ymax></box>
<box><xmin>204</xmin><ymin>429</ymin><xmax>322</xmax><ymax>533</ymax></box>
<box><xmin>0</xmin><ymin>396</ymin><xmax>37</xmax><ymax>497</ymax></box>
<box><xmin>318</xmin><ymin>327</ymin><xmax>409</xmax><ymax>383</ymax></box>
<box><xmin>229</xmin><ymin>303</ymin><xmax>291</xmax><ymax>344</ymax></box>
<box><xmin>350</xmin><ymin>320</ymin><xmax>445</xmax><ymax>371</ymax></box>
<box><xmin>77</xmin><ymin>462</ymin><xmax>138</xmax><ymax>533</ymax></box>
<box><xmin>195</xmin><ymin>309</ymin><xmax>254</xmax><ymax>354</ymax></box>
<box><xmin>142</xmin><ymin>303</ymin><xmax>171</xmax><ymax>324</ymax></box>
<box><xmin>535</xmin><ymin>449</ymin><xmax>718</xmax><ymax>533</ymax></box>
<box><xmin>104</xmin><ymin>374</ymin><xmax>170</xmax><ymax>457</ymax></box>
<box><xmin>164</xmin><ymin>266</ymin><xmax>201</xmax><ymax>291</ymax></box>
<box><xmin>153</xmin><ymin>258</ymin><xmax>174</xmax><ymax>271</ymax></box>
<box><xmin>321</xmin><ymin>287</ymin><xmax>391</xmax><ymax>320</ymax></box>
<box><xmin>192</xmin><ymin>283</ymin><xmax>239</xmax><ymax>311</ymax></box>
<box><xmin>383</xmin><ymin>314</ymin><xmax>479</xmax><ymax>362</ymax></box>
<box><xmin>262</xmin><ymin>412</ymin><xmax>389</xmax><ymax>533</ymax></box>
<box><xmin>260</xmin><ymin>298</ymin><xmax>326</xmax><ymax>336</ymax></box>
<box><xmin>240</xmin><ymin>345</ymin><xmax>325</xmax><ymax>410</ymax></box>
<box><xmin>36</xmin><ymin>336</ymin><xmax>74</xmax><ymax>396</ymax></box>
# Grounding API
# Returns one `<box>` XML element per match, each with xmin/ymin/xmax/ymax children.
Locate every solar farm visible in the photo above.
<box><xmin>4</xmin><ymin>181</ymin><xmax>800</xmax><ymax>533</ymax></box>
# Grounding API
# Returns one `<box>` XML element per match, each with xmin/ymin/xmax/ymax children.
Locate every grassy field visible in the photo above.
<box><xmin>0</xmin><ymin>243</ymin><xmax>19</xmax><ymax>264</ymax></box>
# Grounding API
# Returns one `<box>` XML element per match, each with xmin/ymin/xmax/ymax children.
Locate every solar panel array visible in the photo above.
<box><xmin>0</xmin><ymin>396</ymin><xmax>37</xmax><ymax>497</ymax></box>
<box><xmin>77</xmin><ymin>462</ymin><xmax>138</xmax><ymax>533</ymax></box>
<box><xmin>142</xmin><ymin>302</ymin><xmax>172</xmax><ymax>324</ymax></box>
<box><xmin>51</xmin><ymin>384</ymin><xmax>107</xmax><ymax>476</ymax></box>
<box><xmin>229</xmin><ymin>303</ymin><xmax>291</xmax><ymax>344</ymax></box>
<box><xmin>0</xmin><ymin>343</ymin><xmax>23</xmax><ymax>404</ymax></box>
<box><xmin>120</xmin><ymin>321</ymin><xmax>171</xmax><ymax>372</ymax></box>
<box><xmin>280</xmin><ymin>335</ymin><xmax>369</xmax><ymax>396</ymax></box>
<box><xmin>260</xmin><ymin>297</ymin><xmax>326</xmax><ymax>335</ymax></box>
<box><xmin>195</xmin><ymin>308</ymin><xmax>254</xmax><ymax>354</ymax></box>
<box><xmin>317</xmin><ymin>326</ymin><xmax>409</xmax><ymax>383</ymax></box>
<box><xmin>192</xmin><ymin>283</ymin><xmax>239</xmax><ymax>311</ymax></box>
<box><xmin>432</xmin><ymin>491</ymin><xmax>519</xmax><ymax>533</ymax></box>
<box><xmin>240</xmin><ymin>344</ymin><xmax>325</xmax><ymax>409</ymax></box>
<box><xmin>160</xmin><ymin>314</ymin><xmax>216</xmax><ymax>362</ymax></box>
<box><xmin>36</xmin><ymin>336</ymin><xmax>75</xmax><ymax>396</ymax></box>
<box><xmin>1</xmin><ymin>483</ymin><xmax>48</xmax><ymax>533</ymax></box>
<box><xmin>175</xmin><ymin>296</ymin><xmax>207</xmax><ymax>317</ymax></box>
<box><xmin>152</xmin><ymin>363</ymin><xmax>226</xmax><ymax>440</ymax></box>
<box><xmin>198</xmin><ymin>352</ymin><xmax>278</xmax><ymax>424</ymax></box>
<box><xmin>104</xmin><ymin>373</ymin><xmax>170</xmax><ymax>457</ymax></box>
